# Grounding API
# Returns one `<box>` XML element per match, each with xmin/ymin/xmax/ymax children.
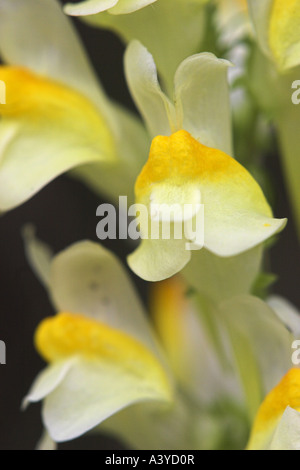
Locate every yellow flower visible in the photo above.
<box><xmin>24</xmin><ymin>241</ymin><xmax>172</xmax><ymax>442</ymax></box>
<box><xmin>125</xmin><ymin>41</ymin><xmax>286</xmax><ymax>282</ymax></box>
<box><xmin>248</xmin><ymin>0</ymin><xmax>300</xmax><ymax>71</ymax></box>
<box><xmin>0</xmin><ymin>0</ymin><xmax>147</xmax><ymax>211</ymax></box>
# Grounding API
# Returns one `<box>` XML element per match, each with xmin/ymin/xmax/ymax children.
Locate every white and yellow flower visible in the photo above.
<box><xmin>23</xmin><ymin>230</ymin><xmax>293</xmax><ymax>448</ymax></box>
<box><xmin>125</xmin><ymin>41</ymin><xmax>286</xmax><ymax>282</ymax></box>
<box><xmin>24</xmin><ymin>240</ymin><xmax>173</xmax><ymax>442</ymax></box>
<box><xmin>248</xmin><ymin>0</ymin><xmax>300</xmax><ymax>72</ymax></box>
<box><xmin>0</xmin><ymin>0</ymin><xmax>147</xmax><ymax>212</ymax></box>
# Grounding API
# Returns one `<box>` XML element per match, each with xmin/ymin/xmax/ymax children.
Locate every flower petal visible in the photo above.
<box><xmin>64</xmin><ymin>0</ymin><xmax>119</xmax><ymax>16</ymax></box>
<box><xmin>42</xmin><ymin>353</ymin><xmax>171</xmax><ymax>441</ymax></box>
<box><xmin>125</xmin><ymin>45</ymin><xmax>233</xmax><ymax>150</ymax></box>
<box><xmin>269</xmin><ymin>0</ymin><xmax>300</xmax><ymax>71</ymax></box>
<box><xmin>128</xmin><ymin>237</ymin><xmax>191</xmax><ymax>282</ymax></box>
<box><xmin>220</xmin><ymin>295</ymin><xmax>293</xmax><ymax>420</ymax></box>
<box><xmin>150</xmin><ymin>186</ymin><xmax>201</xmax><ymax>222</ymax></box>
<box><xmin>174</xmin><ymin>53</ymin><xmax>233</xmax><ymax>155</ymax></box>
<box><xmin>215</xmin><ymin>0</ymin><xmax>250</xmax><ymax>47</ymax></box>
<box><xmin>101</xmin><ymin>398</ymin><xmax>213</xmax><ymax>450</ymax></box>
<box><xmin>36</xmin><ymin>430</ymin><xmax>57</xmax><ymax>451</ymax></box>
<box><xmin>0</xmin><ymin>0</ymin><xmax>109</xmax><ymax>111</ymax></box>
<box><xmin>269</xmin><ymin>407</ymin><xmax>300</xmax><ymax>450</ymax></box>
<box><xmin>132</xmin><ymin>130</ymin><xmax>286</xmax><ymax>276</ymax></box>
<box><xmin>183</xmin><ymin>245</ymin><xmax>263</xmax><ymax>301</ymax></box>
<box><xmin>35</xmin><ymin>312</ymin><xmax>163</xmax><ymax>366</ymax></box>
<box><xmin>49</xmin><ymin>241</ymin><xmax>159</xmax><ymax>353</ymax></box>
<box><xmin>108</xmin><ymin>0</ymin><xmax>157</xmax><ymax>14</ymax></box>
<box><xmin>71</xmin><ymin>103</ymin><xmax>150</xmax><ymax>206</ymax></box>
<box><xmin>124</xmin><ymin>40</ymin><xmax>175</xmax><ymax>137</ymax></box>
<box><xmin>88</xmin><ymin>1</ymin><xmax>207</xmax><ymax>93</ymax></box>
<box><xmin>0</xmin><ymin>0</ymin><xmax>149</xmax><ymax>209</ymax></box>
<box><xmin>247</xmin><ymin>0</ymin><xmax>274</xmax><ymax>57</ymax></box>
<box><xmin>64</xmin><ymin>0</ymin><xmax>156</xmax><ymax>16</ymax></box>
<box><xmin>198</xmin><ymin>145</ymin><xmax>286</xmax><ymax>257</ymax></box>
<box><xmin>268</xmin><ymin>295</ymin><xmax>300</xmax><ymax>337</ymax></box>
<box><xmin>249</xmin><ymin>0</ymin><xmax>300</xmax><ymax>71</ymax></box>
<box><xmin>23</xmin><ymin>226</ymin><xmax>53</xmax><ymax>289</ymax></box>
<box><xmin>28</xmin><ymin>242</ymin><xmax>173</xmax><ymax>442</ymax></box>
<box><xmin>247</xmin><ymin>369</ymin><xmax>300</xmax><ymax>449</ymax></box>
<box><xmin>0</xmin><ymin>67</ymin><xmax>116</xmax><ymax>211</ymax></box>
<box><xmin>23</xmin><ymin>359</ymin><xmax>75</xmax><ymax>407</ymax></box>
<box><xmin>203</xmin><ymin>200</ymin><xmax>286</xmax><ymax>257</ymax></box>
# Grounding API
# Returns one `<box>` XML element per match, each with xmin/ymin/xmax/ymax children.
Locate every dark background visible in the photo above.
<box><xmin>0</xmin><ymin>0</ymin><xmax>299</xmax><ymax>449</ymax></box>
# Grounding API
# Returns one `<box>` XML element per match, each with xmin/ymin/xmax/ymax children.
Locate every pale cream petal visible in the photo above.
<box><xmin>49</xmin><ymin>241</ymin><xmax>159</xmax><ymax>353</ymax></box>
<box><xmin>23</xmin><ymin>359</ymin><xmax>75</xmax><ymax>408</ymax></box>
<box><xmin>247</xmin><ymin>0</ymin><xmax>273</xmax><ymax>57</ymax></box>
<box><xmin>174</xmin><ymin>53</ymin><xmax>233</xmax><ymax>155</ymax></box>
<box><xmin>22</xmin><ymin>226</ymin><xmax>53</xmax><ymax>289</ymax></box>
<box><xmin>268</xmin><ymin>295</ymin><xmax>300</xmax><ymax>337</ymax></box>
<box><xmin>270</xmin><ymin>407</ymin><xmax>300</xmax><ymax>450</ymax></box>
<box><xmin>183</xmin><ymin>245</ymin><xmax>263</xmax><ymax>301</ymax></box>
<box><xmin>43</xmin><ymin>357</ymin><xmax>171</xmax><ymax>442</ymax></box>
<box><xmin>65</xmin><ymin>0</ymin><xmax>118</xmax><ymax>16</ymax></box>
<box><xmin>220</xmin><ymin>295</ymin><xmax>293</xmax><ymax>420</ymax></box>
<box><xmin>124</xmin><ymin>40</ymin><xmax>175</xmax><ymax>137</ymax></box>
<box><xmin>128</xmin><ymin>237</ymin><xmax>191</xmax><ymax>282</ymax></box>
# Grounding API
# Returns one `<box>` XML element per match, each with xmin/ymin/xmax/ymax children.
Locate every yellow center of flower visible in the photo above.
<box><xmin>35</xmin><ymin>312</ymin><xmax>170</xmax><ymax>389</ymax></box>
<box><xmin>247</xmin><ymin>368</ymin><xmax>300</xmax><ymax>449</ymax></box>
<box><xmin>135</xmin><ymin>129</ymin><xmax>254</xmax><ymax>203</ymax></box>
<box><xmin>269</xmin><ymin>0</ymin><xmax>300</xmax><ymax>70</ymax></box>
